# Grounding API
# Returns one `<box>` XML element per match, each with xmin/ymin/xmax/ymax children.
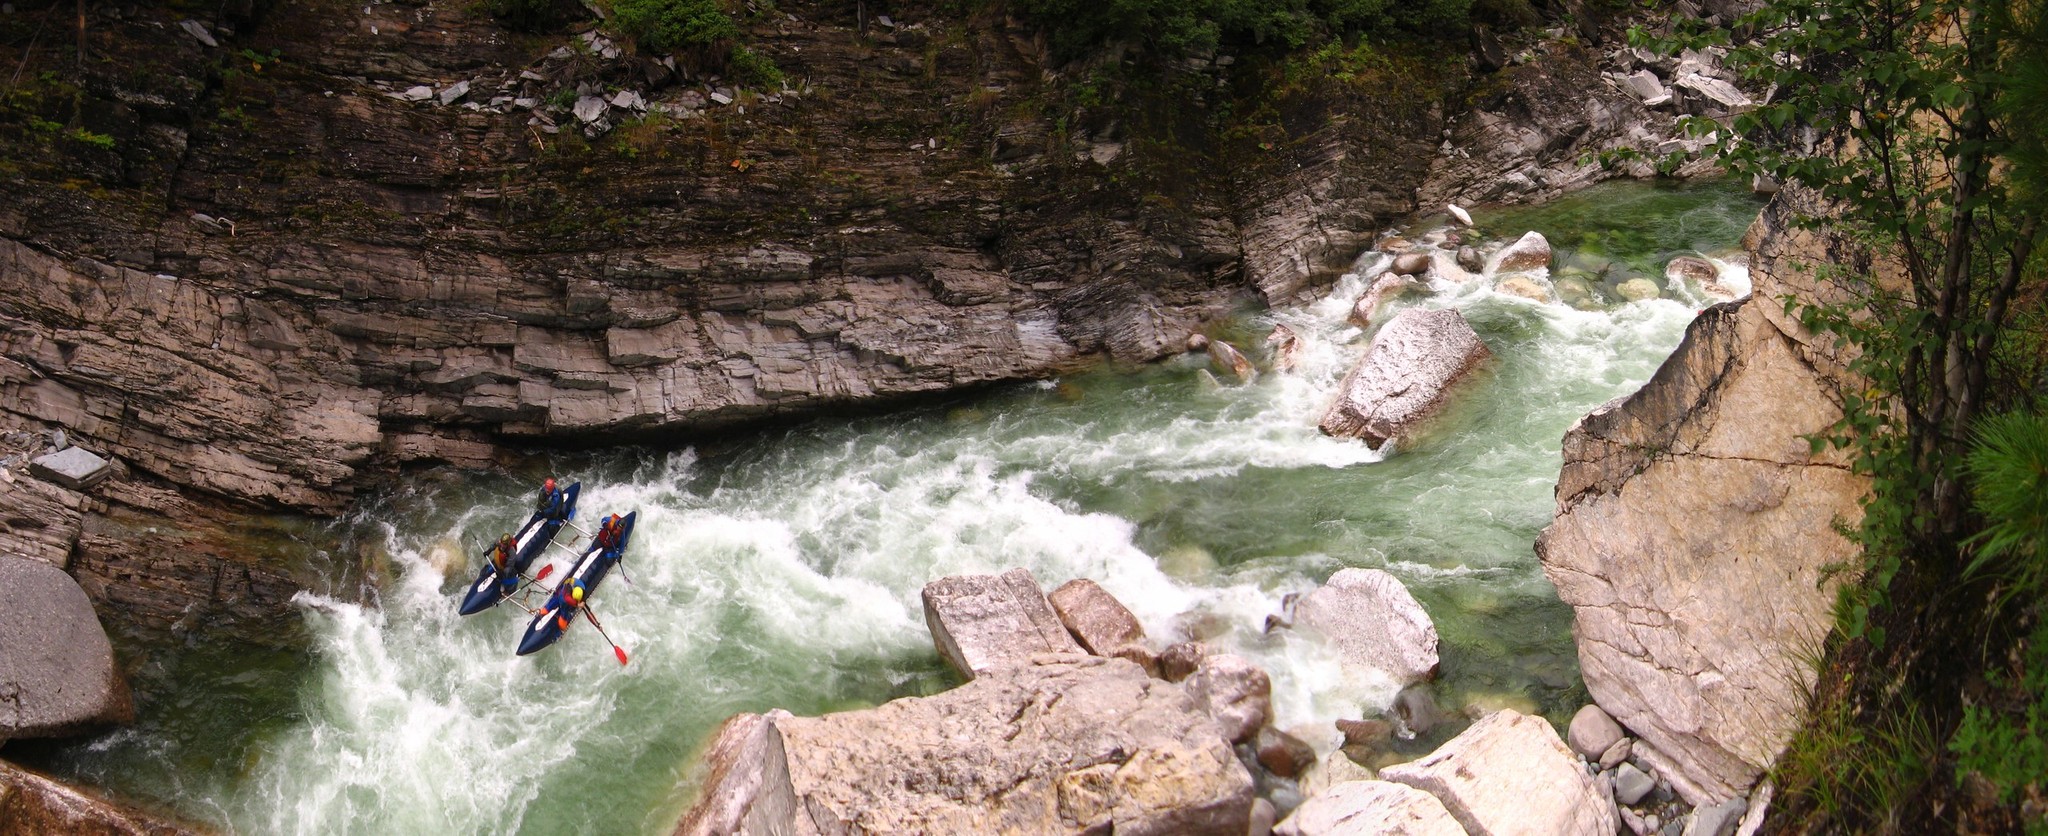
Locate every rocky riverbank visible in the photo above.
<box><xmin>0</xmin><ymin>0</ymin><xmax>1811</xmax><ymax>828</ymax></box>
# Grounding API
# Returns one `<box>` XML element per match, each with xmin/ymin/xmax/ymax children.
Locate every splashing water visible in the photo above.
<box><xmin>21</xmin><ymin>178</ymin><xmax>1764</xmax><ymax>834</ymax></box>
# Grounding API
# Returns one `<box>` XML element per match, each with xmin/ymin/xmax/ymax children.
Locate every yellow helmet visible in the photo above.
<box><xmin>569</xmin><ymin>583</ymin><xmax>585</xmax><ymax>602</ymax></box>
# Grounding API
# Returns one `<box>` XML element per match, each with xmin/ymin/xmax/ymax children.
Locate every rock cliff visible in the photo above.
<box><xmin>0</xmin><ymin>0</ymin><xmax>1455</xmax><ymax>638</ymax></box>
<box><xmin>1535</xmin><ymin>186</ymin><xmax>1871</xmax><ymax>803</ymax></box>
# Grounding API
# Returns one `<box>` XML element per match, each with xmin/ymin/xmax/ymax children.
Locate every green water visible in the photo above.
<box><xmin>15</xmin><ymin>177</ymin><xmax>1765</xmax><ymax>834</ymax></box>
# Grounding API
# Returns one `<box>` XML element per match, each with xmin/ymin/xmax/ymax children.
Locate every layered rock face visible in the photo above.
<box><xmin>1534</xmin><ymin>188</ymin><xmax>1870</xmax><ymax>803</ymax></box>
<box><xmin>0</xmin><ymin>0</ymin><xmax>1451</xmax><ymax>642</ymax></box>
<box><xmin>0</xmin><ymin>0</ymin><xmax>1446</xmax><ymax>522</ymax></box>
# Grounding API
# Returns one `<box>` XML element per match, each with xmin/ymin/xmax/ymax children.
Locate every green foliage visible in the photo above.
<box><xmin>604</xmin><ymin>0</ymin><xmax>781</xmax><ymax>86</ymax></box>
<box><xmin>489</xmin><ymin>0</ymin><xmax>575</xmax><ymax>31</ymax></box>
<box><xmin>1963</xmin><ymin>410</ymin><xmax>2048</xmax><ymax>582</ymax></box>
<box><xmin>65</xmin><ymin>128</ymin><xmax>114</xmax><ymax>150</ymax></box>
<box><xmin>726</xmin><ymin>45</ymin><xmax>783</xmax><ymax>87</ymax></box>
<box><xmin>608</xmin><ymin>0</ymin><xmax>740</xmax><ymax>55</ymax></box>
<box><xmin>1773</xmin><ymin>691</ymin><xmax>1942</xmax><ymax>826</ymax></box>
<box><xmin>1950</xmin><ymin>627</ymin><xmax>2048</xmax><ymax>814</ymax></box>
<box><xmin>1640</xmin><ymin>0</ymin><xmax>2048</xmax><ymax>586</ymax></box>
<box><xmin>1636</xmin><ymin>0</ymin><xmax>2048</xmax><ymax>826</ymax></box>
<box><xmin>1010</xmin><ymin>0</ymin><xmax>1470</xmax><ymax>62</ymax></box>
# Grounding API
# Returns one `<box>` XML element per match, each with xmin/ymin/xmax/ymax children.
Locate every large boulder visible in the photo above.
<box><xmin>1275</xmin><ymin>780</ymin><xmax>1465</xmax><ymax>836</ymax></box>
<box><xmin>1380</xmin><ymin>709</ymin><xmax>1618</xmax><ymax>836</ymax></box>
<box><xmin>1348</xmin><ymin>272</ymin><xmax>1419</xmax><ymax>330</ymax></box>
<box><xmin>1205</xmin><ymin>340</ymin><xmax>1256</xmax><ymax>383</ymax></box>
<box><xmin>1535</xmin><ymin>292</ymin><xmax>1866</xmax><ymax>804</ymax></box>
<box><xmin>0</xmin><ymin>554</ymin><xmax>133</xmax><ymax>739</ymax></box>
<box><xmin>1319</xmin><ymin>308</ymin><xmax>1492</xmax><ymax>449</ymax></box>
<box><xmin>674</xmin><ymin>657</ymin><xmax>1254</xmax><ymax>835</ymax></box>
<box><xmin>1292</xmin><ymin>568</ymin><xmax>1440</xmax><ymax>686</ymax></box>
<box><xmin>922</xmin><ymin>568</ymin><xmax>1082</xmax><ymax>679</ymax></box>
<box><xmin>1487</xmin><ymin>231</ymin><xmax>1553</xmax><ymax>274</ymax></box>
<box><xmin>1047</xmin><ymin>578</ymin><xmax>1148</xmax><ymax>658</ymax></box>
<box><xmin>0</xmin><ymin>760</ymin><xmax>201</xmax><ymax>835</ymax></box>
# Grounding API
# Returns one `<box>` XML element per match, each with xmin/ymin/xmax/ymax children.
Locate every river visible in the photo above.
<box><xmin>17</xmin><ymin>177</ymin><xmax>1764</xmax><ymax>834</ymax></box>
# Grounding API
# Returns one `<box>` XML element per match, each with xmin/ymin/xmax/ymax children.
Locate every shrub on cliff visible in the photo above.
<box><xmin>604</xmin><ymin>0</ymin><xmax>782</xmax><ymax>85</ymax></box>
<box><xmin>489</xmin><ymin>0</ymin><xmax>584</xmax><ymax>32</ymax></box>
<box><xmin>1011</xmin><ymin>0</ymin><xmax>1472</xmax><ymax>62</ymax></box>
<box><xmin>1635</xmin><ymin>0</ymin><xmax>2048</xmax><ymax>828</ymax></box>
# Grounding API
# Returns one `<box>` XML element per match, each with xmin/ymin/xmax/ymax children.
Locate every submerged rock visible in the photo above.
<box><xmin>1380</xmin><ymin>709</ymin><xmax>1618</xmax><ymax>836</ymax></box>
<box><xmin>922</xmin><ymin>568</ymin><xmax>1082</xmax><ymax>679</ymax></box>
<box><xmin>1293</xmin><ymin>568</ymin><xmax>1440</xmax><ymax>686</ymax></box>
<box><xmin>1206</xmin><ymin>340</ymin><xmax>1256</xmax><ymax>383</ymax></box>
<box><xmin>1617</xmin><ymin>278</ymin><xmax>1663</xmax><ymax>302</ymax></box>
<box><xmin>1265</xmin><ymin>324</ymin><xmax>1303</xmax><ymax>373</ymax></box>
<box><xmin>0</xmin><ymin>555</ymin><xmax>134</xmax><ymax>739</ymax></box>
<box><xmin>1319</xmin><ymin>308</ymin><xmax>1492</xmax><ymax>449</ymax></box>
<box><xmin>677</xmin><ymin>658</ymin><xmax>1254</xmax><ymax>835</ymax></box>
<box><xmin>1494</xmin><ymin>275</ymin><xmax>1555</xmax><ymax>303</ymax></box>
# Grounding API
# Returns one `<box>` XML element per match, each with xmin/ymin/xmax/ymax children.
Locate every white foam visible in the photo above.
<box><xmin>221</xmin><ymin>212</ymin><xmax>1716</xmax><ymax>833</ymax></box>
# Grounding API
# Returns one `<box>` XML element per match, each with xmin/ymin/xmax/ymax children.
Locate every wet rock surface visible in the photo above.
<box><xmin>923</xmin><ymin>568</ymin><xmax>1083</xmax><ymax>679</ymax></box>
<box><xmin>1319</xmin><ymin>308</ymin><xmax>1493</xmax><ymax>449</ymax></box>
<box><xmin>0</xmin><ymin>760</ymin><xmax>203</xmax><ymax>836</ymax></box>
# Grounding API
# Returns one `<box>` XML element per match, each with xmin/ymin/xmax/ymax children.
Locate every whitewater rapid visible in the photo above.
<box><xmin>27</xmin><ymin>178</ymin><xmax>1764</xmax><ymax>835</ymax></box>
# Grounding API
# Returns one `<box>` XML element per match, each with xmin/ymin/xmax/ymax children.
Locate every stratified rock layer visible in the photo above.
<box><xmin>679</xmin><ymin>657</ymin><xmax>1253</xmax><ymax>836</ymax></box>
<box><xmin>1535</xmin><ymin>187</ymin><xmax>1869</xmax><ymax>803</ymax></box>
<box><xmin>0</xmin><ymin>554</ymin><xmax>134</xmax><ymax>739</ymax></box>
<box><xmin>1320</xmin><ymin>308</ymin><xmax>1492</xmax><ymax>448</ymax></box>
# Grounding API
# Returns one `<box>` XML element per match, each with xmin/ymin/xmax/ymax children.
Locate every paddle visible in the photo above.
<box><xmin>582</xmin><ymin>604</ymin><xmax>630</xmax><ymax>666</ymax></box>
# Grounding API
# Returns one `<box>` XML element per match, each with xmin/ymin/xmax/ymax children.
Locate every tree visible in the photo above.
<box><xmin>1644</xmin><ymin>0</ymin><xmax>2048</xmax><ymax>569</ymax></box>
<box><xmin>1641</xmin><ymin>0</ymin><xmax>2048</xmax><ymax>827</ymax></box>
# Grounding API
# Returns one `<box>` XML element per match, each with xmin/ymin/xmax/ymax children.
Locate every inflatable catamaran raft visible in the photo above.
<box><xmin>458</xmin><ymin>479</ymin><xmax>636</xmax><ymax>664</ymax></box>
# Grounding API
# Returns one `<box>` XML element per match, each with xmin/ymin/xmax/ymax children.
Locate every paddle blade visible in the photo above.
<box><xmin>613</xmin><ymin>646</ymin><xmax>629</xmax><ymax>666</ymax></box>
<box><xmin>535</xmin><ymin>564</ymin><xmax>555</xmax><ymax>582</ymax></box>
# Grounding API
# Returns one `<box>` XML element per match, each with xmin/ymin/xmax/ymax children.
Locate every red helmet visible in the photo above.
<box><xmin>543</xmin><ymin>477</ymin><xmax>556</xmax><ymax>493</ymax></box>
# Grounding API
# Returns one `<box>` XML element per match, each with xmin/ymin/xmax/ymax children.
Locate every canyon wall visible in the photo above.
<box><xmin>1535</xmin><ymin>185</ymin><xmax>1873</xmax><ymax>803</ymax></box>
